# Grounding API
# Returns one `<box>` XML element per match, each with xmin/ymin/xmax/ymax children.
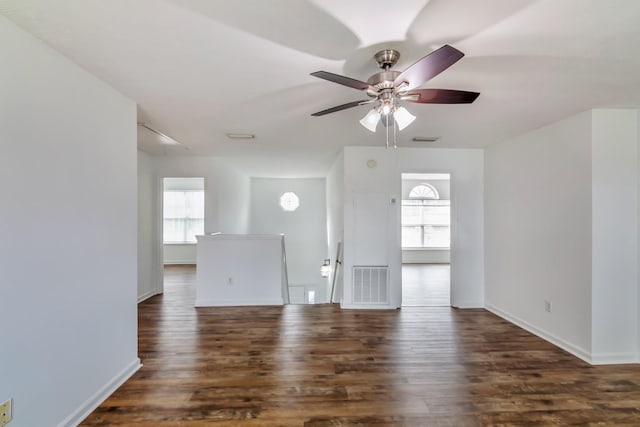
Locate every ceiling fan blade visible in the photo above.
<box><xmin>401</xmin><ymin>89</ymin><xmax>480</xmax><ymax>104</ymax></box>
<box><xmin>393</xmin><ymin>45</ymin><xmax>464</xmax><ymax>90</ymax></box>
<box><xmin>311</xmin><ymin>71</ymin><xmax>373</xmax><ymax>91</ymax></box>
<box><xmin>311</xmin><ymin>100</ymin><xmax>373</xmax><ymax>116</ymax></box>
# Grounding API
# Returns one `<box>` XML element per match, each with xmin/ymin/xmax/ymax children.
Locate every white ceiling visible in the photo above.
<box><xmin>3</xmin><ymin>0</ymin><xmax>640</xmax><ymax>177</ymax></box>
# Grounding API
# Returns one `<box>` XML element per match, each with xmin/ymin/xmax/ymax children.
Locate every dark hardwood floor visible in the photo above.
<box><xmin>82</xmin><ymin>265</ymin><xmax>640</xmax><ymax>426</ymax></box>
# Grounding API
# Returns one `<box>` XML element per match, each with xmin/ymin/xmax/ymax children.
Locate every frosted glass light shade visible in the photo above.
<box><xmin>393</xmin><ymin>106</ymin><xmax>416</xmax><ymax>131</ymax></box>
<box><xmin>360</xmin><ymin>109</ymin><xmax>381</xmax><ymax>132</ymax></box>
<box><xmin>320</xmin><ymin>259</ymin><xmax>331</xmax><ymax>278</ymax></box>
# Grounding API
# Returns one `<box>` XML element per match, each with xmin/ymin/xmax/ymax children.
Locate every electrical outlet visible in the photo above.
<box><xmin>0</xmin><ymin>399</ymin><xmax>12</xmax><ymax>426</ymax></box>
<box><xmin>544</xmin><ymin>300</ymin><xmax>552</xmax><ymax>313</ymax></box>
<box><xmin>227</xmin><ymin>277</ymin><xmax>233</xmax><ymax>285</ymax></box>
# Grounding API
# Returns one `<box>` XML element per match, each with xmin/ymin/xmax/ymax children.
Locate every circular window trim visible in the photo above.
<box><xmin>280</xmin><ymin>192</ymin><xmax>300</xmax><ymax>211</ymax></box>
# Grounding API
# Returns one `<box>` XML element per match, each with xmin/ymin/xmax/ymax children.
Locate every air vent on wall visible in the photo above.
<box><xmin>352</xmin><ymin>266</ymin><xmax>389</xmax><ymax>304</ymax></box>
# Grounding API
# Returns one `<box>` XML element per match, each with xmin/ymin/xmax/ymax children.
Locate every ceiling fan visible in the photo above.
<box><xmin>310</xmin><ymin>45</ymin><xmax>479</xmax><ymax>138</ymax></box>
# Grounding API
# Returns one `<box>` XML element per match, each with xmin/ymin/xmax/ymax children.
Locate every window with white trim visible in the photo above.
<box><xmin>163</xmin><ymin>190</ymin><xmax>204</xmax><ymax>243</ymax></box>
<box><xmin>401</xmin><ymin>183</ymin><xmax>450</xmax><ymax>248</ymax></box>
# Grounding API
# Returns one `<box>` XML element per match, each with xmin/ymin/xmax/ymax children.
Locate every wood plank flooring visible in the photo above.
<box><xmin>82</xmin><ymin>265</ymin><xmax>640</xmax><ymax>426</ymax></box>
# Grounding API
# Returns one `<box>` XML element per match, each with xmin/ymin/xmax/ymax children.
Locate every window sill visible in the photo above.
<box><xmin>163</xmin><ymin>242</ymin><xmax>197</xmax><ymax>245</ymax></box>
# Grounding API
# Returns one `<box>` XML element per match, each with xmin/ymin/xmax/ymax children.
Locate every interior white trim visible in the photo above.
<box><xmin>57</xmin><ymin>358</ymin><xmax>142</xmax><ymax>427</ymax></box>
<box><xmin>340</xmin><ymin>303</ymin><xmax>399</xmax><ymax>310</ymax></box>
<box><xmin>137</xmin><ymin>290</ymin><xmax>159</xmax><ymax>303</ymax></box>
<box><xmin>590</xmin><ymin>352</ymin><xmax>639</xmax><ymax>365</ymax></box>
<box><xmin>163</xmin><ymin>261</ymin><xmax>197</xmax><ymax>265</ymax></box>
<box><xmin>451</xmin><ymin>300</ymin><xmax>483</xmax><ymax>309</ymax></box>
<box><xmin>195</xmin><ymin>298</ymin><xmax>284</xmax><ymax>307</ymax></box>
<box><xmin>485</xmin><ymin>303</ymin><xmax>592</xmax><ymax>364</ymax></box>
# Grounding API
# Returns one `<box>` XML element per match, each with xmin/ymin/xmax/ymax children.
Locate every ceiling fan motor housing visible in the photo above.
<box><xmin>367</xmin><ymin>70</ymin><xmax>401</xmax><ymax>97</ymax></box>
<box><xmin>374</xmin><ymin>49</ymin><xmax>400</xmax><ymax>69</ymax></box>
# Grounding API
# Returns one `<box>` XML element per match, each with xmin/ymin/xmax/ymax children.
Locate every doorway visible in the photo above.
<box><xmin>400</xmin><ymin>173</ymin><xmax>451</xmax><ymax>306</ymax></box>
<box><xmin>161</xmin><ymin>177</ymin><xmax>204</xmax><ymax>296</ymax></box>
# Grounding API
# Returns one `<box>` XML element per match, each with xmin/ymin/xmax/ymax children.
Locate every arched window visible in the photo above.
<box><xmin>402</xmin><ymin>182</ymin><xmax>449</xmax><ymax>248</ymax></box>
<box><xmin>409</xmin><ymin>183</ymin><xmax>439</xmax><ymax>200</ymax></box>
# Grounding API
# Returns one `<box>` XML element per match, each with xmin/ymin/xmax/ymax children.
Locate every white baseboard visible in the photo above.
<box><xmin>340</xmin><ymin>303</ymin><xmax>399</xmax><ymax>310</ymax></box>
<box><xmin>58</xmin><ymin>358</ymin><xmax>142</xmax><ymax>427</ymax></box>
<box><xmin>137</xmin><ymin>289</ymin><xmax>158</xmax><ymax>303</ymax></box>
<box><xmin>485</xmin><ymin>303</ymin><xmax>592</xmax><ymax>364</ymax></box>
<box><xmin>452</xmin><ymin>300</ymin><xmax>484</xmax><ymax>309</ymax></box>
<box><xmin>195</xmin><ymin>298</ymin><xmax>284</xmax><ymax>307</ymax></box>
<box><xmin>590</xmin><ymin>352</ymin><xmax>639</xmax><ymax>365</ymax></box>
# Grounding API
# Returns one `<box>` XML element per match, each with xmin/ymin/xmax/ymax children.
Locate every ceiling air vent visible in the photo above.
<box><xmin>412</xmin><ymin>136</ymin><xmax>440</xmax><ymax>142</ymax></box>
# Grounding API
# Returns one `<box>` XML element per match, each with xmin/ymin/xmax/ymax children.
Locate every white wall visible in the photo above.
<box><xmin>153</xmin><ymin>157</ymin><xmax>251</xmax><ymax>235</ymax></box>
<box><xmin>195</xmin><ymin>234</ymin><xmax>285</xmax><ymax>306</ymax></box>
<box><xmin>163</xmin><ymin>244</ymin><xmax>197</xmax><ymax>264</ymax></box>
<box><xmin>342</xmin><ymin>147</ymin><xmax>484</xmax><ymax>309</ymax></box>
<box><xmin>485</xmin><ymin>108</ymin><xmax>640</xmax><ymax>364</ymax></box>
<box><xmin>485</xmin><ymin>111</ymin><xmax>593</xmax><ymax>360</ymax></box>
<box><xmin>591</xmin><ymin>109</ymin><xmax>638</xmax><ymax>363</ymax></box>
<box><xmin>0</xmin><ymin>15</ymin><xmax>139</xmax><ymax>427</ymax></box>
<box><xmin>250</xmin><ymin>178</ymin><xmax>329</xmax><ymax>302</ymax></box>
<box><xmin>138</xmin><ymin>151</ymin><xmax>159</xmax><ymax>301</ymax></box>
<box><xmin>326</xmin><ymin>153</ymin><xmax>344</xmax><ymax>302</ymax></box>
<box><xmin>638</xmin><ymin>111</ymin><xmax>640</xmax><ymax>359</ymax></box>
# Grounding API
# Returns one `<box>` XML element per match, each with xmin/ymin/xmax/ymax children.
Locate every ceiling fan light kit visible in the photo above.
<box><xmin>359</xmin><ymin>108</ymin><xmax>381</xmax><ymax>132</ymax></box>
<box><xmin>310</xmin><ymin>45</ymin><xmax>480</xmax><ymax>148</ymax></box>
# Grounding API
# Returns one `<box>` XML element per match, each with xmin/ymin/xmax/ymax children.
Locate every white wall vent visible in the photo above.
<box><xmin>352</xmin><ymin>266</ymin><xmax>389</xmax><ymax>304</ymax></box>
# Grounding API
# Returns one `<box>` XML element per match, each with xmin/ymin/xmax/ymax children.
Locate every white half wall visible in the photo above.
<box><xmin>138</xmin><ymin>150</ymin><xmax>159</xmax><ymax>301</ymax></box>
<box><xmin>342</xmin><ymin>147</ymin><xmax>484</xmax><ymax>309</ymax></box>
<box><xmin>250</xmin><ymin>178</ymin><xmax>329</xmax><ymax>303</ymax></box>
<box><xmin>195</xmin><ymin>234</ymin><xmax>285</xmax><ymax>306</ymax></box>
<box><xmin>0</xmin><ymin>15</ymin><xmax>140</xmax><ymax>426</ymax></box>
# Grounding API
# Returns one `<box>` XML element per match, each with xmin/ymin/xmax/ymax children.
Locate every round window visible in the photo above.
<box><xmin>280</xmin><ymin>192</ymin><xmax>300</xmax><ymax>211</ymax></box>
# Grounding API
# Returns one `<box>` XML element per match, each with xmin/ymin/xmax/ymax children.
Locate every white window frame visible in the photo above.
<box><xmin>163</xmin><ymin>189</ymin><xmax>205</xmax><ymax>244</ymax></box>
<box><xmin>402</xmin><ymin>183</ymin><xmax>450</xmax><ymax>249</ymax></box>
